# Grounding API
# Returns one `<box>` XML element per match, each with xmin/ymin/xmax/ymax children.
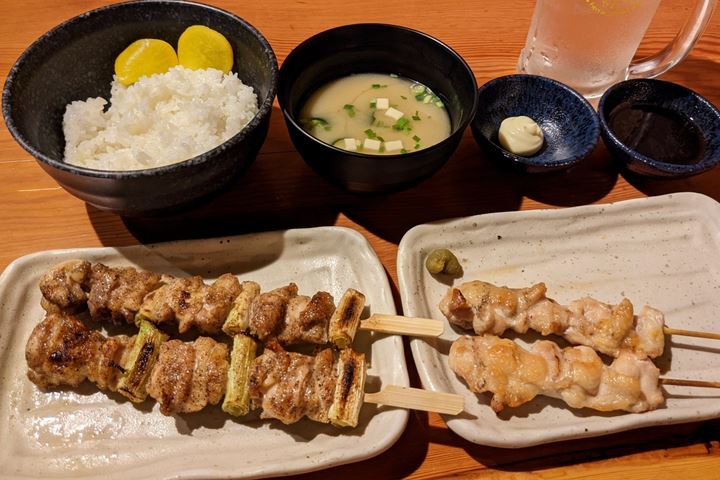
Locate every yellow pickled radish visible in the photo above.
<box><xmin>114</xmin><ymin>39</ymin><xmax>178</xmax><ymax>86</ymax></box>
<box><xmin>177</xmin><ymin>25</ymin><xmax>233</xmax><ymax>73</ymax></box>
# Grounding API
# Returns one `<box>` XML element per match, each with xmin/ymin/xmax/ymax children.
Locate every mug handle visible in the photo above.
<box><xmin>628</xmin><ymin>0</ymin><xmax>717</xmax><ymax>79</ymax></box>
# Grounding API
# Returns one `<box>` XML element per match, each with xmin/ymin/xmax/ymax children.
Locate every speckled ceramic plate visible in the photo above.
<box><xmin>398</xmin><ymin>192</ymin><xmax>720</xmax><ymax>448</ymax></box>
<box><xmin>0</xmin><ymin>227</ymin><xmax>408</xmax><ymax>479</ymax></box>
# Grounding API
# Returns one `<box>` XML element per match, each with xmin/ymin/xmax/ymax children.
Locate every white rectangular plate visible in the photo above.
<box><xmin>0</xmin><ymin>226</ymin><xmax>408</xmax><ymax>479</ymax></box>
<box><xmin>398</xmin><ymin>192</ymin><xmax>720</xmax><ymax>448</ymax></box>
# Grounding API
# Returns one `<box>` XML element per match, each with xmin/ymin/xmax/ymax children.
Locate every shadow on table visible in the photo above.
<box><xmin>84</xmin><ymin>105</ymin><xmax>624</xmax><ymax>248</ymax></box>
<box><xmin>516</xmin><ymin>144</ymin><xmax>619</xmax><ymax>207</ymax></box>
<box><xmin>621</xmin><ymin>167</ymin><xmax>720</xmax><ymax>202</ymax></box>
<box><xmin>448</xmin><ymin>418</ymin><xmax>720</xmax><ymax>473</ymax></box>
<box><xmin>85</xmin><ymin>151</ymin><xmax>343</xmax><ymax>246</ymax></box>
<box><xmin>342</xmin><ymin>137</ymin><xmax>618</xmax><ymax>244</ymax></box>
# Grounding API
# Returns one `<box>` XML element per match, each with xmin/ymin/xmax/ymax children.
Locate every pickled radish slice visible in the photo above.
<box><xmin>177</xmin><ymin>25</ymin><xmax>233</xmax><ymax>73</ymax></box>
<box><xmin>114</xmin><ymin>39</ymin><xmax>179</xmax><ymax>86</ymax></box>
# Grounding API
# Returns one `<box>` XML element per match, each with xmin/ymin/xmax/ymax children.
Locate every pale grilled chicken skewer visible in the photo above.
<box><xmin>441</xmin><ymin>280</ymin><xmax>666</xmax><ymax>359</ymax></box>
<box><xmin>449</xmin><ymin>335</ymin><xmax>664</xmax><ymax>414</ymax></box>
<box><xmin>39</xmin><ymin>260</ymin><xmax>443</xmax><ymax>346</ymax></box>
<box><xmin>25</xmin><ymin>313</ymin><xmax>460</xmax><ymax>427</ymax></box>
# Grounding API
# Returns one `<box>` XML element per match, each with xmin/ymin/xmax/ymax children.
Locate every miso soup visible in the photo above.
<box><xmin>299</xmin><ymin>73</ymin><xmax>451</xmax><ymax>155</ymax></box>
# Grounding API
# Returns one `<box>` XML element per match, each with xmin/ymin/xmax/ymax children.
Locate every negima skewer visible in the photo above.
<box><xmin>25</xmin><ymin>313</ymin><xmax>462</xmax><ymax>428</ymax></box>
<box><xmin>39</xmin><ymin>260</ymin><xmax>443</xmax><ymax>347</ymax></box>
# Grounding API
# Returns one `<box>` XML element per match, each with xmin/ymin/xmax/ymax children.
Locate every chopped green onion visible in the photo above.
<box><xmin>431</xmin><ymin>95</ymin><xmax>444</xmax><ymax>107</ymax></box>
<box><xmin>379</xmin><ymin>145</ymin><xmax>385</xmax><ymax>153</ymax></box>
<box><xmin>304</xmin><ymin>117</ymin><xmax>331</xmax><ymax>131</ymax></box>
<box><xmin>411</xmin><ymin>84</ymin><xmax>445</xmax><ymax>108</ymax></box>
<box><xmin>414</xmin><ymin>143</ymin><xmax>421</xmax><ymax>149</ymax></box>
<box><xmin>392</xmin><ymin>117</ymin><xmax>411</xmax><ymax>131</ymax></box>
<box><xmin>377</xmin><ymin>136</ymin><xmax>385</xmax><ymax>142</ymax></box>
<box><xmin>370</xmin><ymin>100</ymin><xmax>377</xmax><ymax>108</ymax></box>
<box><xmin>364</xmin><ymin>128</ymin><xmax>377</xmax><ymax>139</ymax></box>
<box><xmin>343</xmin><ymin>104</ymin><xmax>356</xmax><ymax>118</ymax></box>
<box><xmin>371</xmin><ymin>84</ymin><xmax>387</xmax><ymax>89</ymax></box>
<box><xmin>400</xmin><ymin>95</ymin><xmax>407</xmax><ymax>100</ymax></box>
<box><xmin>412</xmin><ymin>111</ymin><xmax>421</xmax><ymax>121</ymax></box>
<box><xmin>412</xmin><ymin>135</ymin><xmax>421</xmax><ymax>142</ymax></box>
<box><xmin>400</xmin><ymin>148</ymin><xmax>408</xmax><ymax>154</ymax></box>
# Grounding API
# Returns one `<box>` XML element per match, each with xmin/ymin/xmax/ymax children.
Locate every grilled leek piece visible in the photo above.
<box><xmin>328</xmin><ymin>288</ymin><xmax>366</xmax><ymax>349</ymax></box>
<box><xmin>117</xmin><ymin>319</ymin><xmax>168</xmax><ymax>402</ymax></box>
<box><xmin>222</xmin><ymin>333</ymin><xmax>258</xmax><ymax>416</ymax></box>
<box><xmin>222</xmin><ymin>281</ymin><xmax>260</xmax><ymax>336</ymax></box>
<box><xmin>328</xmin><ymin>348</ymin><xmax>366</xmax><ymax>427</ymax></box>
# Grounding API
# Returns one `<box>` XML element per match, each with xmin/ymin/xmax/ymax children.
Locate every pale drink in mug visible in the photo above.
<box><xmin>518</xmin><ymin>0</ymin><xmax>717</xmax><ymax>98</ymax></box>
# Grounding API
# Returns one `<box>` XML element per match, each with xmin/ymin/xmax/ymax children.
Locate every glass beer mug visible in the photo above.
<box><xmin>517</xmin><ymin>0</ymin><xmax>717</xmax><ymax>98</ymax></box>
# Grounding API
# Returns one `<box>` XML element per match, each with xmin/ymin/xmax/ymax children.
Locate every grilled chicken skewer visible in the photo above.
<box><xmin>441</xmin><ymin>280</ymin><xmax>666</xmax><ymax>359</ymax></box>
<box><xmin>39</xmin><ymin>260</ymin><xmax>443</xmax><ymax>346</ymax></box>
<box><xmin>449</xmin><ymin>334</ymin><xmax>665</xmax><ymax>414</ymax></box>
<box><xmin>26</xmin><ymin>313</ymin><xmax>461</xmax><ymax>427</ymax></box>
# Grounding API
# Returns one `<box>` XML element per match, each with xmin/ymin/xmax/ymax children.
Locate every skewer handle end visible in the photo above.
<box><xmin>364</xmin><ymin>385</ymin><xmax>464</xmax><ymax>415</ymax></box>
<box><xmin>359</xmin><ymin>314</ymin><xmax>444</xmax><ymax>338</ymax></box>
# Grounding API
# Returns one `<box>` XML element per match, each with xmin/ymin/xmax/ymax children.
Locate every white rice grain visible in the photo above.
<box><xmin>62</xmin><ymin>66</ymin><xmax>258</xmax><ymax>171</ymax></box>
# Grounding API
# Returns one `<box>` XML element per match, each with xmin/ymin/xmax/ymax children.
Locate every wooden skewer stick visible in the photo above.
<box><xmin>359</xmin><ymin>314</ymin><xmax>444</xmax><ymax>338</ymax></box>
<box><xmin>660</xmin><ymin>378</ymin><xmax>720</xmax><ymax>388</ymax></box>
<box><xmin>364</xmin><ymin>385</ymin><xmax>464</xmax><ymax>415</ymax></box>
<box><xmin>663</xmin><ymin>327</ymin><xmax>720</xmax><ymax>341</ymax></box>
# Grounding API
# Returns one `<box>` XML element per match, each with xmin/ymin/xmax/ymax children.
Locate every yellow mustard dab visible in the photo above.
<box><xmin>177</xmin><ymin>25</ymin><xmax>233</xmax><ymax>73</ymax></box>
<box><xmin>114</xmin><ymin>39</ymin><xmax>178</xmax><ymax>86</ymax></box>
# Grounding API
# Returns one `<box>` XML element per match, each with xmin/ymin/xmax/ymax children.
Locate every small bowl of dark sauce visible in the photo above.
<box><xmin>598</xmin><ymin>79</ymin><xmax>720</xmax><ymax>178</ymax></box>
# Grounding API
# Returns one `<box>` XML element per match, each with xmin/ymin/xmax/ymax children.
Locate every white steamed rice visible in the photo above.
<box><xmin>62</xmin><ymin>65</ymin><xmax>259</xmax><ymax>171</ymax></box>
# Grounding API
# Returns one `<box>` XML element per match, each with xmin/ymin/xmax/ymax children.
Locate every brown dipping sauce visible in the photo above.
<box><xmin>608</xmin><ymin>103</ymin><xmax>706</xmax><ymax>165</ymax></box>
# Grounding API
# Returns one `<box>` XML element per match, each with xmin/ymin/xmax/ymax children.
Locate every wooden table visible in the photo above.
<box><xmin>2</xmin><ymin>1</ymin><xmax>720</xmax><ymax>478</ymax></box>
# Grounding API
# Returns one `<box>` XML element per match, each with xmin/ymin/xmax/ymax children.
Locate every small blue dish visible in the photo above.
<box><xmin>598</xmin><ymin>79</ymin><xmax>720</xmax><ymax>178</ymax></box>
<box><xmin>471</xmin><ymin>74</ymin><xmax>599</xmax><ymax>173</ymax></box>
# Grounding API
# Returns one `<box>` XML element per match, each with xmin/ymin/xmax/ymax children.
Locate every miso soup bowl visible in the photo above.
<box><xmin>2</xmin><ymin>1</ymin><xmax>278</xmax><ymax>216</ymax></box>
<box><xmin>278</xmin><ymin>24</ymin><xmax>478</xmax><ymax>193</ymax></box>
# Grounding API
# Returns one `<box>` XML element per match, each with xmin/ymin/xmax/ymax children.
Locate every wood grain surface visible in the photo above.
<box><xmin>2</xmin><ymin>1</ymin><xmax>720</xmax><ymax>478</ymax></box>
